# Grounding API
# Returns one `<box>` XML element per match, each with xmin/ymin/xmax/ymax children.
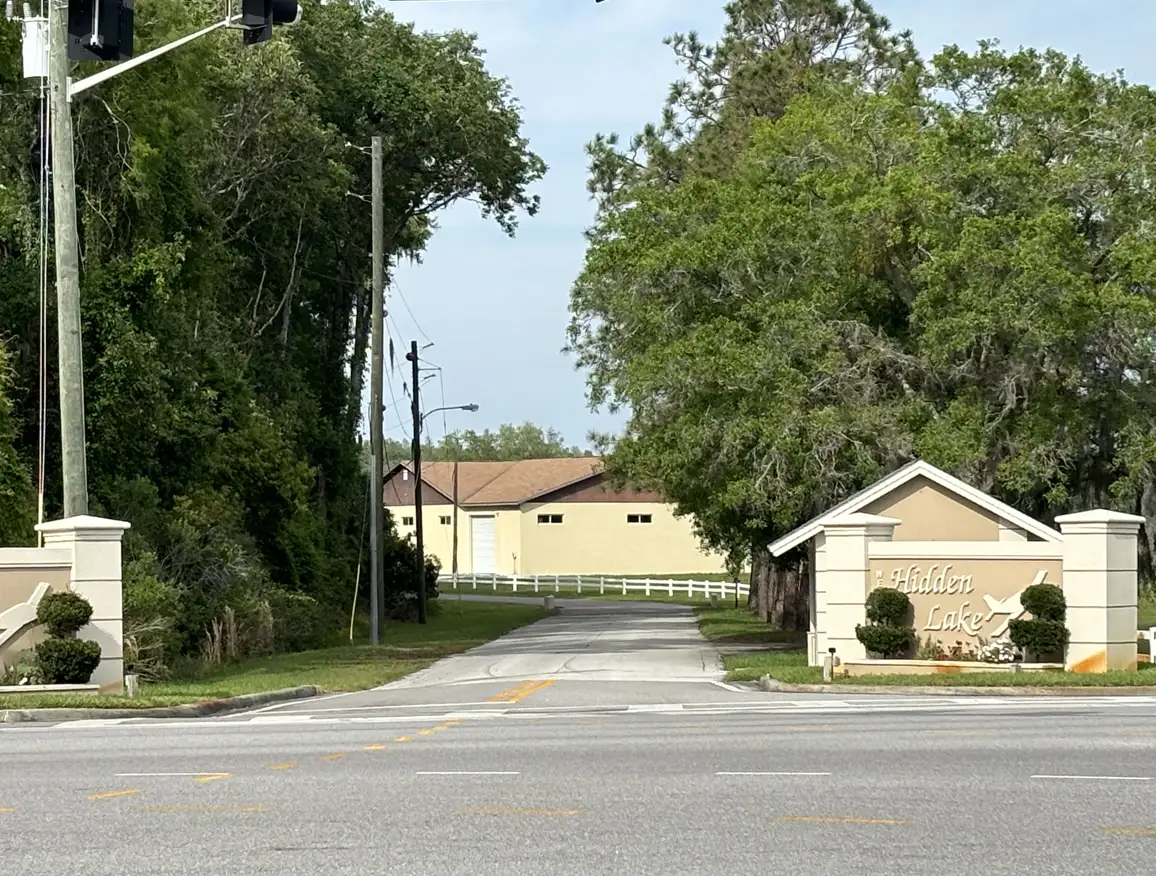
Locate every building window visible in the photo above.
<box><xmin>537</xmin><ymin>514</ymin><xmax>563</xmax><ymax>525</ymax></box>
<box><xmin>627</xmin><ymin>513</ymin><xmax>653</xmax><ymax>524</ymax></box>
<box><xmin>401</xmin><ymin>516</ymin><xmax>414</xmax><ymax>526</ymax></box>
<box><xmin>440</xmin><ymin>515</ymin><xmax>451</xmax><ymax>525</ymax></box>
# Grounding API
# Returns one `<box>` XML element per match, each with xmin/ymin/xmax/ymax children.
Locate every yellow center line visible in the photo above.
<box><xmin>777</xmin><ymin>816</ymin><xmax>906</xmax><ymax>825</ymax></box>
<box><xmin>322</xmin><ymin>753</ymin><xmax>347</xmax><ymax>761</ymax></box>
<box><xmin>432</xmin><ymin>725</ymin><xmax>451</xmax><ymax>731</ymax></box>
<box><xmin>88</xmin><ymin>789</ymin><xmax>140</xmax><ymax>801</ymax></box>
<box><xmin>394</xmin><ymin>736</ymin><xmax>413</xmax><ymax>743</ymax></box>
<box><xmin>417</xmin><ymin>729</ymin><xmax>435</xmax><ymax>736</ymax></box>
<box><xmin>444</xmin><ymin>720</ymin><xmax>461</xmax><ymax>727</ymax></box>
<box><xmin>0</xmin><ymin>808</ymin><xmax>13</xmax><ymax>813</ymax></box>
<box><xmin>195</xmin><ymin>773</ymin><xmax>232</xmax><ymax>783</ymax></box>
<box><xmin>364</xmin><ymin>744</ymin><xmax>386</xmax><ymax>751</ymax></box>
<box><xmin>502</xmin><ymin>679</ymin><xmax>556</xmax><ymax>703</ymax></box>
<box><xmin>268</xmin><ymin>762</ymin><xmax>299</xmax><ymax>771</ymax></box>
<box><xmin>488</xmin><ymin>680</ymin><xmax>539</xmax><ymax>702</ymax></box>
<box><xmin>1104</xmin><ymin>827</ymin><xmax>1156</xmax><ymax>836</ymax></box>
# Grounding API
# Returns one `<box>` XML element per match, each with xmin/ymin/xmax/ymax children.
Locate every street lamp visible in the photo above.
<box><xmin>406</xmin><ymin>340</ymin><xmax>478</xmax><ymax>623</ymax></box>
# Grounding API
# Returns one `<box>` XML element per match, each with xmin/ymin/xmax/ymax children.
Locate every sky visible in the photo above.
<box><xmin>383</xmin><ymin>0</ymin><xmax>1156</xmax><ymax>451</ymax></box>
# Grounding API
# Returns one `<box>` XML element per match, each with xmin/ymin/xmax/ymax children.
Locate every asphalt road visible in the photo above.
<box><xmin>4</xmin><ymin>599</ymin><xmax>1156</xmax><ymax>874</ymax></box>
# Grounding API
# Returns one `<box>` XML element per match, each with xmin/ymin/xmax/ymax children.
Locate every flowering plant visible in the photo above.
<box><xmin>977</xmin><ymin>640</ymin><xmax>1020</xmax><ymax>664</ymax></box>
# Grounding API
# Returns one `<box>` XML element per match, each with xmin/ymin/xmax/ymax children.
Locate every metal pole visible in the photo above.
<box><xmin>48</xmin><ymin>0</ymin><xmax>88</xmax><ymax>517</ymax></box>
<box><xmin>368</xmin><ymin>135</ymin><xmax>384</xmax><ymax>644</ymax></box>
<box><xmin>411</xmin><ymin>340</ymin><xmax>427</xmax><ymax>624</ymax></box>
<box><xmin>451</xmin><ymin>458</ymin><xmax>459</xmax><ymax>588</ymax></box>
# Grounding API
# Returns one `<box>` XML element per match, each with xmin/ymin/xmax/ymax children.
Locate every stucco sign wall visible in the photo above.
<box><xmin>868</xmin><ymin>556</ymin><xmax>1064</xmax><ymax>643</ymax></box>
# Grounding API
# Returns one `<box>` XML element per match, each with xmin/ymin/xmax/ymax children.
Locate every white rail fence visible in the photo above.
<box><xmin>438</xmin><ymin>572</ymin><xmax>749</xmax><ymax>600</ymax></box>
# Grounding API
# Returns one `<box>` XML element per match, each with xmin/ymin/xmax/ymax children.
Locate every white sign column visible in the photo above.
<box><xmin>821</xmin><ymin>513</ymin><xmax>901</xmax><ymax>662</ymax></box>
<box><xmin>1055</xmin><ymin>509</ymin><xmax>1144</xmax><ymax>673</ymax></box>
<box><xmin>35</xmin><ymin>515</ymin><xmax>131</xmax><ymax>690</ymax></box>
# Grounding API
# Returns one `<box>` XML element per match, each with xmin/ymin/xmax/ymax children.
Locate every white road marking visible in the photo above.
<box><xmin>115</xmin><ymin>772</ymin><xmax>228</xmax><ymax>777</ymax></box>
<box><xmin>716</xmin><ymin>771</ymin><xmax>830</xmax><ymax>777</ymax></box>
<box><xmin>415</xmin><ymin>771</ymin><xmax>520</xmax><ymax>776</ymax></box>
<box><xmin>1032</xmin><ymin>774</ymin><xmax>1152</xmax><ymax>782</ymax></box>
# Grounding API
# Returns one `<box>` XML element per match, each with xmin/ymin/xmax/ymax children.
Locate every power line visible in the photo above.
<box><xmin>392</xmin><ymin>278</ymin><xmax>433</xmax><ymax>346</ymax></box>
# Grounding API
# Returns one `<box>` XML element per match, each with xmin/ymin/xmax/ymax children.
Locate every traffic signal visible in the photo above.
<box><xmin>67</xmin><ymin>0</ymin><xmax>134</xmax><ymax>62</ymax></box>
<box><xmin>240</xmin><ymin>0</ymin><xmax>299</xmax><ymax>46</ymax></box>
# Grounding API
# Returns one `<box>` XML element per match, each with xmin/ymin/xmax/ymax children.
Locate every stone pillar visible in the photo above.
<box><xmin>1055</xmin><ymin>509</ymin><xmax>1144</xmax><ymax>673</ymax></box>
<box><xmin>35</xmin><ymin>515</ymin><xmax>131</xmax><ymax>691</ymax></box>
<box><xmin>821</xmin><ymin>513</ymin><xmax>901</xmax><ymax>662</ymax></box>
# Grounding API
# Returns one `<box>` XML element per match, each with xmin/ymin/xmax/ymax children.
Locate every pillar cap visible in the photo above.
<box><xmin>36</xmin><ymin>515</ymin><xmax>132</xmax><ymax>536</ymax></box>
<box><xmin>1054</xmin><ymin>509</ymin><xmax>1146</xmax><ymax>528</ymax></box>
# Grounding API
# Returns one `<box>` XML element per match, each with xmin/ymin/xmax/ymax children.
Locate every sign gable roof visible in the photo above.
<box><xmin>767</xmin><ymin>460</ymin><xmax>1062</xmax><ymax>557</ymax></box>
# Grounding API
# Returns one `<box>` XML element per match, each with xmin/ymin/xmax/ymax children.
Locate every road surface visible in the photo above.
<box><xmin>3</xmin><ymin>598</ymin><xmax>1156</xmax><ymax>874</ymax></box>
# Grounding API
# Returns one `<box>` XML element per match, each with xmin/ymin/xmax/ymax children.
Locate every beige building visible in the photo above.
<box><xmin>382</xmin><ymin>458</ymin><xmax>727</xmax><ymax>577</ymax></box>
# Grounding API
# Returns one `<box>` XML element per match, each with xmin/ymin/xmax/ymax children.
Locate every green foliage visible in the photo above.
<box><xmin>1020</xmin><ymin>583</ymin><xmax>1066</xmax><ymax>623</ymax></box>
<box><xmin>1008</xmin><ymin>618</ymin><xmax>1070</xmax><ymax>659</ymax></box>
<box><xmin>865</xmin><ymin>587</ymin><xmax>911</xmax><ymax>626</ymax></box>
<box><xmin>381</xmin><ymin>422</ymin><xmax>590</xmax><ymax>465</ymax></box>
<box><xmin>36</xmin><ymin>591</ymin><xmax>94</xmax><ymax>638</ymax></box>
<box><xmin>34</xmin><ymin>638</ymin><xmax>103</xmax><ymax>684</ymax></box>
<box><xmin>569</xmin><ymin>0</ymin><xmax>1156</xmax><ymax>628</ymax></box>
<box><xmin>854</xmin><ymin>624</ymin><xmax>914</xmax><ymax>659</ymax></box>
<box><xmin>267</xmin><ymin>590</ymin><xmax>327</xmax><ymax>652</ymax></box>
<box><xmin>0</xmin><ymin>0</ymin><xmax>542</xmax><ymax>662</ymax></box>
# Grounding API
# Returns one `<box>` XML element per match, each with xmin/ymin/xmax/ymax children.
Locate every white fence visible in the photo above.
<box><xmin>438</xmin><ymin>572</ymin><xmax>749</xmax><ymax>601</ymax></box>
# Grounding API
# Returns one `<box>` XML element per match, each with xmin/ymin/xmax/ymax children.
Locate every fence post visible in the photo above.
<box><xmin>686</xmin><ymin>580</ymin><xmax>692</xmax><ymax>598</ymax></box>
<box><xmin>644</xmin><ymin>578</ymin><xmax>651</xmax><ymax>597</ymax></box>
<box><xmin>492</xmin><ymin>572</ymin><xmax>497</xmax><ymax>591</ymax></box>
<box><xmin>512</xmin><ymin>574</ymin><xmax>518</xmax><ymax>593</ymax></box>
<box><xmin>600</xmin><ymin>576</ymin><xmax>605</xmax><ymax>595</ymax></box>
<box><xmin>533</xmin><ymin>574</ymin><xmax>540</xmax><ymax>593</ymax></box>
<box><xmin>622</xmin><ymin>578</ymin><xmax>627</xmax><ymax>595</ymax></box>
<box><xmin>574</xmin><ymin>574</ymin><xmax>580</xmax><ymax>594</ymax></box>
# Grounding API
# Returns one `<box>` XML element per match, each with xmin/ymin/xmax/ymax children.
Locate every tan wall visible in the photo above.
<box><xmin>389</xmin><ymin>504</ymin><xmax>522</xmax><ymax>576</ymax></box>
<box><xmin>0</xmin><ymin>553</ymin><xmax>73</xmax><ymax>674</ymax></box>
<box><xmin>868</xmin><ymin>543</ymin><xmax>1063</xmax><ymax>646</ymax></box>
<box><xmin>863</xmin><ymin>476</ymin><xmax>1003</xmax><ymax>541</ymax></box>
<box><xmin>517</xmin><ymin>500</ymin><xmax>727</xmax><ymax>577</ymax></box>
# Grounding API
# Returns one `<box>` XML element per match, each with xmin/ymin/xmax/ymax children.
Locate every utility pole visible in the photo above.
<box><xmin>48</xmin><ymin>0</ymin><xmax>88</xmax><ymax>517</ymax></box>
<box><xmin>451</xmin><ymin>458</ymin><xmax>459</xmax><ymax>587</ymax></box>
<box><xmin>409</xmin><ymin>340</ymin><xmax>428</xmax><ymax>624</ymax></box>
<box><xmin>368</xmin><ymin>135</ymin><xmax>385</xmax><ymax>644</ymax></box>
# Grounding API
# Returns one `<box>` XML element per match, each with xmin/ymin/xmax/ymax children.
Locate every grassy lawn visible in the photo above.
<box><xmin>1139</xmin><ymin>595</ymin><xmax>1156</xmax><ymax>629</ymax></box>
<box><xmin>696</xmin><ymin>605</ymin><xmax>1156</xmax><ymax>688</ymax></box>
<box><xmin>0</xmin><ymin>600</ymin><xmax>547</xmax><ymax>711</ymax></box>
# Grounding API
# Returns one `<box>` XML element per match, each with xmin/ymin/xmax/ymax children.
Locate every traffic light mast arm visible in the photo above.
<box><xmin>68</xmin><ymin>13</ymin><xmax>238</xmax><ymax>100</ymax></box>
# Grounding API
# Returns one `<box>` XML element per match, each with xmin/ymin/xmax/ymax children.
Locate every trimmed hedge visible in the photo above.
<box><xmin>34</xmin><ymin>638</ymin><xmax>102</xmax><ymax>684</ymax></box>
<box><xmin>856</xmin><ymin>587</ymin><xmax>915</xmax><ymax>659</ymax></box>
<box><xmin>36</xmin><ymin>590</ymin><xmax>93</xmax><ymax>637</ymax></box>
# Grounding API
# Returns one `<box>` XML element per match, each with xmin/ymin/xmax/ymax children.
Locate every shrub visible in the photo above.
<box><xmin>1020</xmin><ymin>583</ymin><xmax>1066</xmax><ymax>622</ymax></box>
<box><xmin>855</xmin><ymin>624</ymin><xmax>915</xmax><ymax>659</ymax></box>
<box><xmin>865</xmin><ymin>587</ymin><xmax>911</xmax><ymax>626</ymax></box>
<box><xmin>36</xmin><ymin>590</ymin><xmax>93</xmax><ymax>637</ymax></box>
<box><xmin>34</xmin><ymin>638</ymin><xmax>102</xmax><ymax>684</ymax></box>
<box><xmin>267</xmin><ymin>590</ymin><xmax>327</xmax><ymax>652</ymax></box>
<box><xmin>1009</xmin><ymin>618</ymin><xmax>1069</xmax><ymax>658</ymax></box>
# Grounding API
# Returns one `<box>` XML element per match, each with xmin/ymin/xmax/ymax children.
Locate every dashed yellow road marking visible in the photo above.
<box><xmin>488</xmin><ymin>679</ymin><xmax>555</xmax><ymax>703</ymax></box>
<box><xmin>445</xmin><ymin>720</ymin><xmax>461</xmax><ymax>727</ymax></box>
<box><xmin>777</xmin><ymin>816</ymin><xmax>906</xmax><ymax>825</ymax></box>
<box><xmin>417</xmin><ymin>729</ymin><xmax>435</xmax><ymax>736</ymax></box>
<box><xmin>88</xmin><ymin>789</ymin><xmax>140</xmax><ymax>801</ymax></box>
<box><xmin>0</xmin><ymin>808</ymin><xmax>13</xmax><ymax>813</ymax></box>
<box><xmin>364</xmin><ymin>744</ymin><xmax>386</xmax><ymax>751</ymax></box>
<box><xmin>268</xmin><ymin>762</ymin><xmax>298</xmax><ymax>771</ymax></box>
<box><xmin>194</xmin><ymin>773</ymin><xmax>231</xmax><ymax>783</ymax></box>
<box><xmin>394</xmin><ymin>736</ymin><xmax>413</xmax><ymax>743</ymax></box>
<box><xmin>322</xmin><ymin>753</ymin><xmax>347</xmax><ymax>761</ymax></box>
<box><xmin>1104</xmin><ymin>827</ymin><xmax>1156</xmax><ymax>836</ymax></box>
<box><xmin>433</xmin><ymin>724</ymin><xmax>451</xmax><ymax>731</ymax></box>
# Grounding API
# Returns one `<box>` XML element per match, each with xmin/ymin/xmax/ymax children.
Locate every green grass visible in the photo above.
<box><xmin>0</xmin><ymin>600</ymin><xmax>547</xmax><ymax>711</ymax></box>
<box><xmin>696</xmin><ymin>605</ymin><xmax>1156</xmax><ymax>688</ymax></box>
<box><xmin>1139</xmin><ymin>595</ymin><xmax>1156</xmax><ymax>629</ymax></box>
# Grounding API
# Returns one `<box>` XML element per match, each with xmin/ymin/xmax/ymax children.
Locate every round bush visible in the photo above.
<box><xmin>1008</xmin><ymin>618</ymin><xmax>1070</xmax><ymax>658</ymax></box>
<box><xmin>36</xmin><ymin>590</ymin><xmax>94</xmax><ymax>638</ymax></box>
<box><xmin>855</xmin><ymin>624</ymin><xmax>915</xmax><ymax>659</ymax></box>
<box><xmin>34</xmin><ymin>637</ymin><xmax>102</xmax><ymax>684</ymax></box>
<box><xmin>1020</xmin><ymin>582</ymin><xmax>1066</xmax><ymax>622</ymax></box>
<box><xmin>865</xmin><ymin>587</ymin><xmax>911</xmax><ymax>626</ymax></box>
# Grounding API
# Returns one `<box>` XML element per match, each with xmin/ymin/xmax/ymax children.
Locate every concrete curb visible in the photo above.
<box><xmin>0</xmin><ymin>685</ymin><xmax>322</xmax><ymax>723</ymax></box>
<box><xmin>738</xmin><ymin>679</ymin><xmax>1156</xmax><ymax>697</ymax></box>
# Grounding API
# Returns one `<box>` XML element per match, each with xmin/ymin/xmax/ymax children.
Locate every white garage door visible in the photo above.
<box><xmin>471</xmin><ymin>516</ymin><xmax>496</xmax><ymax>574</ymax></box>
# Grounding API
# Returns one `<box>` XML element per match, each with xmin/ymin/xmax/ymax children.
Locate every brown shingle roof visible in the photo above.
<box><xmin>400</xmin><ymin>457</ymin><xmax>603</xmax><ymax>506</ymax></box>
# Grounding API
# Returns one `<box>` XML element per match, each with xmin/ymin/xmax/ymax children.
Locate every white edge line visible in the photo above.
<box><xmin>115</xmin><ymin>773</ymin><xmax>224</xmax><ymax>777</ymax></box>
<box><xmin>1031</xmin><ymin>775</ymin><xmax>1152</xmax><ymax>781</ymax></box>
<box><xmin>716</xmin><ymin>771</ymin><xmax>831</xmax><ymax>776</ymax></box>
<box><xmin>415</xmin><ymin>771</ymin><xmax>521</xmax><ymax>776</ymax></box>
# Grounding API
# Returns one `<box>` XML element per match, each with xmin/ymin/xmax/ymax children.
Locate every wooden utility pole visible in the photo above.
<box><xmin>409</xmin><ymin>340</ymin><xmax>428</xmax><ymax>624</ymax></box>
<box><xmin>48</xmin><ymin>0</ymin><xmax>88</xmax><ymax>517</ymax></box>
<box><xmin>368</xmin><ymin>135</ymin><xmax>385</xmax><ymax>644</ymax></box>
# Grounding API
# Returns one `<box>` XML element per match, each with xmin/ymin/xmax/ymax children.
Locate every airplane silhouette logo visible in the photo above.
<box><xmin>981</xmin><ymin>570</ymin><xmax>1048</xmax><ymax>638</ymax></box>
